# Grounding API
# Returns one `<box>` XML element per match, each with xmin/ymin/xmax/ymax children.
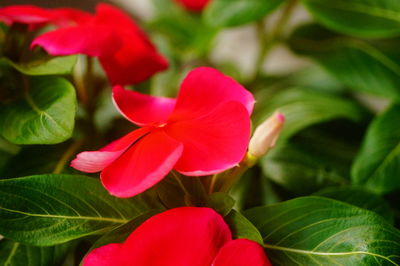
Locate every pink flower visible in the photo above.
<box><xmin>71</xmin><ymin>67</ymin><xmax>254</xmax><ymax>198</ymax></box>
<box><xmin>174</xmin><ymin>0</ymin><xmax>211</xmax><ymax>12</ymax></box>
<box><xmin>31</xmin><ymin>3</ymin><xmax>168</xmax><ymax>85</ymax></box>
<box><xmin>83</xmin><ymin>207</ymin><xmax>271</xmax><ymax>266</ymax></box>
<box><xmin>0</xmin><ymin>5</ymin><xmax>91</xmax><ymax>30</ymax></box>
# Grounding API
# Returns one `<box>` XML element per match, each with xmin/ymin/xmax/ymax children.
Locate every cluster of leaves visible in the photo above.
<box><xmin>1</xmin><ymin>0</ymin><xmax>400</xmax><ymax>265</ymax></box>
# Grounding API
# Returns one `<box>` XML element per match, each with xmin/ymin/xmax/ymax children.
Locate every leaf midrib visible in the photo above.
<box><xmin>3</xmin><ymin>242</ymin><xmax>19</xmax><ymax>266</ymax></box>
<box><xmin>0</xmin><ymin>206</ymin><xmax>129</xmax><ymax>224</ymax></box>
<box><xmin>263</xmin><ymin>243</ymin><xmax>399</xmax><ymax>265</ymax></box>
<box><xmin>306</xmin><ymin>0</ymin><xmax>400</xmax><ymax>22</ymax></box>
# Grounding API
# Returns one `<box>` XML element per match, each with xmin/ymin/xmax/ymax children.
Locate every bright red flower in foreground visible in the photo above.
<box><xmin>71</xmin><ymin>67</ymin><xmax>254</xmax><ymax>197</ymax></box>
<box><xmin>83</xmin><ymin>207</ymin><xmax>271</xmax><ymax>266</ymax></box>
<box><xmin>31</xmin><ymin>3</ymin><xmax>168</xmax><ymax>85</ymax></box>
<box><xmin>174</xmin><ymin>0</ymin><xmax>211</xmax><ymax>12</ymax></box>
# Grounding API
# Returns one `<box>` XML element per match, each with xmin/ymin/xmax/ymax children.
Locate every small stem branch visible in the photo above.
<box><xmin>52</xmin><ymin>139</ymin><xmax>84</xmax><ymax>174</ymax></box>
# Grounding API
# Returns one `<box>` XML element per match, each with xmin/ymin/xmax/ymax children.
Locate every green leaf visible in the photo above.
<box><xmin>245</xmin><ymin>196</ymin><xmax>400</xmax><ymax>265</ymax></box>
<box><xmin>302</xmin><ymin>0</ymin><xmax>400</xmax><ymax>38</ymax></box>
<box><xmin>0</xmin><ymin>56</ymin><xmax>77</xmax><ymax>76</ymax></box>
<box><xmin>315</xmin><ymin>187</ymin><xmax>394</xmax><ymax>223</ymax></box>
<box><xmin>206</xmin><ymin>192</ymin><xmax>235</xmax><ymax>216</ymax></box>
<box><xmin>225</xmin><ymin>210</ymin><xmax>263</xmax><ymax>244</ymax></box>
<box><xmin>204</xmin><ymin>0</ymin><xmax>284</xmax><ymax>27</ymax></box>
<box><xmin>0</xmin><ymin>76</ymin><xmax>76</xmax><ymax>144</ymax></box>
<box><xmin>256</xmin><ymin>88</ymin><xmax>368</xmax><ymax>140</ymax></box>
<box><xmin>0</xmin><ymin>174</ymin><xmax>156</xmax><ymax>246</ymax></box>
<box><xmin>289</xmin><ymin>24</ymin><xmax>400</xmax><ymax>99</ymax></box>
<box><xmin>0</xmin><ymin>239</ymin><xmax>71</xmax><ymax>266</ymax></box>
<box><xmin>352</xmin><ymin>104</ymin><xmax>400</xmax><ymax>194</ymax></box>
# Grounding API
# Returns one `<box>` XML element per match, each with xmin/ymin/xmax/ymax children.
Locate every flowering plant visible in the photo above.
<box><xmin>0</xmin><ymin>1</ymin><xmax>399</xmax><ymax>265</ymax></box>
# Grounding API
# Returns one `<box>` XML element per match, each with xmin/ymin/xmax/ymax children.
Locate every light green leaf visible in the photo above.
<box><xmin>289</xmin><ymin>24</ymin><xmax>400</xmax><ymax>99</ymax></box>
<box><xmin>0</xmin><ymin>56</ymin><xmax>77</xmax><ymax>76</ymax></box>
<box><xmin>245</xmin><ymin>196</ymin><xmax>400</xmax><ymax>265</ymax></box>
<box><xmin>302</xmin><ymin>0</ymin><xmax>400</xmax><ymax>38</ymax></box>
<box><xmin>314</xmin><ymin>187</ymin><xmax>394</xmax><ymax>223</ymax></box>
<box><xmin>0</xmin><ymin>239</ymin><xmax>71</xmax><ymax>266</ymax></box>
<box><xmin>204</xmin><ymin>0</ymin><xmax>284</xmax><ymax>27</ymax></box>
<box><xmin>0</xmin><ymin>174</ymin><xmax>156</xmax><ymax>246</ymax></box>
<box><xmin>256</xmin><ymin>88</ymin><xmax>368</xmax><ymax>140</ymax></box>
<box><xmin>0</xmin><ymin>76</ymin><xmax>76</xmax><ymax>144</ymax></box>
<box><xmin>225</xmin><ymin>210</ymin><xmax>263</xmax><ymax>244</ymax></box>
<box><xmin>352</xmin><ymin>104</ymin><xmax>400</xmax><ymax>194</ymax></box>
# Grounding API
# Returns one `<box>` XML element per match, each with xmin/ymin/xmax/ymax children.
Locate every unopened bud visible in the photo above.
<box><xmin>248</xmin><ymin>112</ymin><xmax>285</xmax><ymax>158</ymax></box>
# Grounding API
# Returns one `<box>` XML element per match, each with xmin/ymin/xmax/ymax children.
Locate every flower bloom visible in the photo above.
<box><xmin>71</xmin><ymin>67</ymin><xmax>254</xmax><ymax>198</ymax></box>
<box><xmin>174</xmin><ymin>0</ymin><xmax>211</xmax><ymax>12</ymax></box>
<box><xmin>28</xmin><ymin>3</ymin><xmax>168</xmax><ymax>85</ymax></box>
<box><xmin>83</xmin><ymin>207</ymin><xmax>271</xmax><ymax>266</ymax></box>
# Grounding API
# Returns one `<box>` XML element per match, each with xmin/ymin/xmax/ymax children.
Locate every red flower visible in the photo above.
<box><xmin>71</xmin><ymin>67</ymin><xmax>254</xmax><ymax>198</ymax></box>
<box><xmin>174</xmin><ymin>0</ymin><xmax>211</xmax><ymax>12</ymax></box>
<box><xmin>83</xmin><ymin>207</ymin><xmax>271</xmax><ymax>266</ymax></box>
<box><xmin>31</xmin><ymin>4</ymin><xmax>168</xmax><ymax>85</ymax></box>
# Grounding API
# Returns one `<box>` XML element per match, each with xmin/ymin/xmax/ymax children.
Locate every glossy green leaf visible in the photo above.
<box><xmin>289</xmin><ymin>24</ymin><xmax>400</xmax><ymax>99</ymax></box>
<box><xmin>352</xmin><ymin>104</ymin><xmax>400</xmax><ymax>194</ymax></box>
<box><xmin>256</xmin><ymin>88</ymin><xmax>368</xmax><ymax>140</ymax></box>
<box><xmin>246</xmin><ymin>196</ymin><xmax>400</xmax><ymax>265</ymax></box>
<box><xmin>0</xmin><ymin>76</ymin><xmax>76</xmax><ymax>144</ymax></box>
<box><xmin>302</xmin><ymin>0</ymin><xmax>400</xmax><ymax>38</ymax></box>
<box><xmin>225</xmin><ymin>210</ymin><xmax>263</xmax><ymax>244</ymax></box>
<box><xmin>0</xmin><ymin>174</ymin><xmax>155</xmax><ymax>246</ymax></box>
<box><xmin>0</xmin><ymin>56</ymin><xmax>77</xmax><ymax>76</ymax></box>
<box><xmin>315</xmin><ymin>187</ymin><xmax>394</xmax><ymax>223</ymax></box>
<box><xmin>0</xmin><ymin>239</ymin><xmax>71</xmax><ymax>266</ymax></box>
<box><xmin>204</xmin><ymin>0</ymin><xmax>284</xmax><ymax>27</ymax></box>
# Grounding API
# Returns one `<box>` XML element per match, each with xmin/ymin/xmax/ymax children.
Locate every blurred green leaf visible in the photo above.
<box><xmin>255</xmin><ymin>88</ymin><xmax>368</xmax><ymax>140</ymax></box>
<box><xmin>246</xmin><ymin>196</ymin><xmax>400</xmax><ymax>265</ymax></box>
<box><xmin>289</xmin><ymin>24</ymin><xmax>400</xmax><ymax>99</ymax></box>
<box><xmin>206</xmin><ymin>192</ymin><xmax>235</xmax><ymax>216</ymax></box>
<box><xmin>0</xmin><ymin>239</ymin><xmax>71</xmax><ymax>266</ymax></box>
<box><xmin>0</xmin><ymin>76</ymin><xmax>76</xmax><ymax>144</ymax></box>
<box><xmin>352</xmin><ymin>104</ymin><xmax>400</xmax><ymax>194</ymax></box>
<box><xmin>302</xmin><ymin>0</ymin><xmax>400</xmax><ymax>38</ymax></box>
<box><xmin>315</xmin><ymin>187</ymin><xmax>394</xmax><ymax>223</ymax></box>
<box><xmin>0</xmin><ymin>174</ymin><xmax>155</xmax><ymax>246</ymax></box>
<box><xmin>0</xmin><ymin>56</ymin><xmax>77</xmax><ymax>76</ymax></box>
<box><xmin>204</xmin><ymin>0</ymin><xmax>284</xmax><ymax>27</ymax></box>
<box><xmin>225</xmin><ymin>210</ymin><xmax>263</xmax><ymax>244</ymax></box>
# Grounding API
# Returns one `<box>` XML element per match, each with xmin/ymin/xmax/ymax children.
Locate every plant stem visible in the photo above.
<box><xmin>52</xmin><ymin>139</ymin><xmax>84</xmax><ymax>174</ymax></box>
<box><xmin>250</xmin><ymin>0</ymin><xmax>298</xmax><ymax>84</ymax></box>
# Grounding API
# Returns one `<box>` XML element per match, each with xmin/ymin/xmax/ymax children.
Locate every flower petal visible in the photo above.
<box><xmin>166</xmin><ymin>101</ymin><xmax>251</xmax><ymax>175</ymax></box>
<box><xmin>70</xmin><ymin>127</ymin><xmax>149</xmax><ymax>173</ymax></box>
<box><xmin>112</xmin><ymin>86</ymin><xmax>176</xmax><ymax>126</ymax></box>
<box><xmin>174</xmin><ymin>0</ymin><xmax>211</xmax><ymax>12</ymax></box>
<box><xmin>83</xmin><ymin>243</ymin><xmax>128</xmax><ymax>266</ymax></box>
<box><xmin>31</xmin><ymin>24</ymin><xmax>121</xmax><ymax>57</ymax></box>
<box><xmin>101</xmin><ymin>130</ymin><xmax>183</xmax><ymax>198</ymax></box>
<box><xmin>213</xmin><ymin>239</ymin><xmax>271</xmax><ymax>266</ymax></box>
<box><xmin>84</xmin><ymin>207</ymin><xmax>232</xmax><ymax>266</ymax></box>
<box><xmin>0</xmin><ymin>5</ymin><xmax>53</xmax><ymax>25</ymax></box>
<box><xmin>170</xmin><ymin>67</ymin><xmax>254</xmax><ymax>121</ymax></box>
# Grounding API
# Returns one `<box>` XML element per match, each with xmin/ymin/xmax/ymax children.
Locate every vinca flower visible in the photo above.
<box><xmin>31</xmin><ymin>3</ymin><xmax>168</xmax><ymax>85</ymax></box>
<box><xmin>83</xmin><ymin>207</ymin><xmax>271</xmax><ymax>266</ymax></box>
<box><xmin>71</xmin><ymin>67</ymin><xmax>254</xmax><ymax>198</ymax></box>
<box><xmin>174</xmin><ymin>0</ymin><xmax>211</xmax><ymax>12</ymax></box>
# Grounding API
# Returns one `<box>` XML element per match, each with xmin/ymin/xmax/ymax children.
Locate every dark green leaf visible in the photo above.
<box><xmin>352</xmin><ymin>104</ymin><xmax>400</xmax><ymax>194</ymax></box>
<box><xmin>315</xmin><ymin>187</ymin><xmax>394</xmax><ymax>223</ymax></box>
<box><xmin>302</xmin><ymin>0</ymin><xmax>400</xmax><ymax>38</ymax></box>
<box><xmin>206</xmin><ymin>192</ymin><xmax>235</xmax><ymax>216</ymax></box>
<box><xmin>255</xmin><ymin>88</ymin><xmax>368</xmax><ymax>140</ymax></box>
<box><xmin>246</xmin><ymin>196</ymin><xmax>400</xmax><ymax>265</ymax></box>
<box><xmin>0</xmin><ymin>239</ymin><xmax>71</xmax><ymax>266</ymax></box>
<box><xmin>0</xmin><ymin>174</ymin><xmax>155</xmax><ymax>246</ymax></box>
<box><xmin>289</xmin><ymin>24</ymin><xmax>400</xmax><ymax>99</ymax></box>
<box><xmin>204</xmin><ymin>0</ymin><xmax>284</xmax><ymax>27</ymax></box>
<box><xmin>225</xmin><ymin>210</ymin><xmax>263</xmax><ymax>244</ymax></box>
<box><xmin>0</xmin><ymin>76</ymin><xmax>76</xmax><ymax>144</ymax></box>
<box><xmin>0</xmin><ymin>56</ymin><xmax>77</xmax><ymax>76</ymax></box>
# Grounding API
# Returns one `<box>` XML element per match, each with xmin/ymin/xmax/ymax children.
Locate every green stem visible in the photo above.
<box><xmin>52</xmin><ymin>139</ymin><xmax>84</xmax><ymax>174</ymax></box>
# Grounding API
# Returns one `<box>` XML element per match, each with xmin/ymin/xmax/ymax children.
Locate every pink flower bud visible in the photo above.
<box><xmin>248</xmin><ymin>112</ymin><xmax>285</xmax><ymax>158</ymax></box>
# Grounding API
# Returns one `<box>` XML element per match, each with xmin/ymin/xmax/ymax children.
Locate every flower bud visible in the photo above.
<box><xmin>248</xmin><ymin>112</ymin><xmax>285</xmax><ymax>158</ymax></box>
